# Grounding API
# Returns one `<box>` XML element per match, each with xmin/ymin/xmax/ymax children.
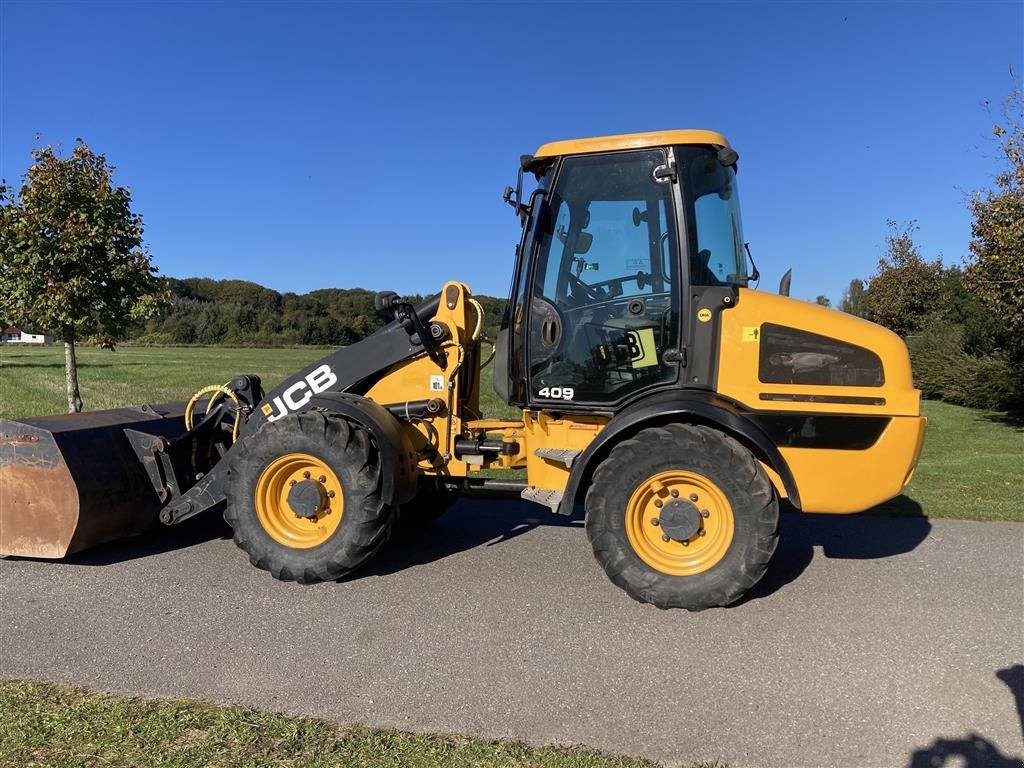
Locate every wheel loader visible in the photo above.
<box><xmin>0</xmin><ymin>129</ymin><xmax>927</xmax><ymax>609</ymax></box>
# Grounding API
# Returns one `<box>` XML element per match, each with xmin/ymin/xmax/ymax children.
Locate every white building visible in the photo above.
<box><xmin>1</xmin><ymin>327</ymin><xmax>54</xmax><ymax>344</ymax></box>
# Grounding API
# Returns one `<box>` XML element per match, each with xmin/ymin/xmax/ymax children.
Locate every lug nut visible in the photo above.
<box><xmin>690</xmin><ymin>493</ymin><xmax>699</xmax><ymax>502</ymax></box>
<box><xmin>699</xmin><ymin>529</ymin><xmax>706</xmax><ymax>537</ymax></box>
<box><xmin>654</xmin><ymin>499</ymin><xmax>663</xmax><ymax>508</ymax></box>
<box><xmin>318</xmin><ymin>475</ymin><xmax>326</xmax><ymax>483</ymax></box>
<box><xmin>289</xmin><ymin>479</ymin><xmax>296</xmax><ymax>486</ymax></box>
<box><xmin>670</xmin><ymin>489</ymin><xmax>679</xmax><ymax>498</ymax></box>
<box><xmin>701</xmin><ymin>509</ymin><xmax>710</xmax><ymax>518</ymax></box>
<box><xmin>303</xmin><ymin>471</ymin><xmax>311</xmax><ymax>479</ymax></box>
<box><xmin>662</xmin><ymin>534</ymin><xmax>671</xmax><ymax>542</ymax></box>
<box><xmin>327</xmin><ymin>490</ymin><xmax>336</xmax><ymax>498</ymax></box>
<box><xmin>682</xmin><ymin>540</ymin><xmax>690</xmax><ymax>546</ymax></box>
<box><xmin>309</xmin><ymin>515</ymin><xmax>317</xmax><ymax>523</ymax></box>
<box><xmin>651</xmin><ymin>518</ymin><xmax>661</xmax><ymax>526</ymax></box>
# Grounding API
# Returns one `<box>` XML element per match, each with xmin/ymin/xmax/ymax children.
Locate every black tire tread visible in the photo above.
<box><xmin>585</xmin><ymin>423</ymin><xmax>779</xmax><ymax>610</ymax></box>
<box><xmin>223</xmin><ymin>410</ymin><xmax>394</xmax><ymax>583</ymax></box>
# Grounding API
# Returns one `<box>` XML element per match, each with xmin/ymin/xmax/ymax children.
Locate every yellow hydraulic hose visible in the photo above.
<box><xmin>468</xmin><ymin>297</ymin><xmax>485</xmax><ymax>342</ymax></box>
<box><xmin>467</xmin><ymin>297</ymin><xmax>496</xmax><ymax>368</ymax></box>
<box><xmin>185</xmin><ymin>384</ymin><xmax>242</xmax><ymax>443</ymax></box>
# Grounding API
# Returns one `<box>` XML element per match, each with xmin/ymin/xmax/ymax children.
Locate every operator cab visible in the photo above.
<box><xmin>496</xmin><ymin>130</ymin><xmax>748</xmax><ymax>409</ymax></box>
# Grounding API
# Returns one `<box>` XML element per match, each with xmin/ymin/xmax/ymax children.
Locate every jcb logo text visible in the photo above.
<box><xmin>263</xmin><ymin>365</ymin><xmax>338</xmax><ymax>422</ymax></box>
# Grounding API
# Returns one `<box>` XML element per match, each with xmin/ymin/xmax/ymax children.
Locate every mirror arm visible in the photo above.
<box><xmin>744</xmin><ymin>242</ymin><xmax>760</xmax><ymax>282</ymax></box>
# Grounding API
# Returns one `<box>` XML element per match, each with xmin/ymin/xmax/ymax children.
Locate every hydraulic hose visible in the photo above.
<box><xmin>185</xmin><ymin>383</ymin><xmax>242</xmax><ymax>443</ymax></box>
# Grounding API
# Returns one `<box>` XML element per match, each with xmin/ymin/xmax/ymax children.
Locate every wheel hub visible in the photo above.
<box><xmin>287</xmin><ymin>478</ymin><xmax>327</xmax><ymax>519</ymax></box>
<box><xmin>657</xmin><ymin>499</ymin><xmax>702</xmax><ymax>542</ymax></box>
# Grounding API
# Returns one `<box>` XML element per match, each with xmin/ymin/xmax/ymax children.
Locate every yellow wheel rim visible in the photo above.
<box><xmin>625</xmin><ymin>470</ymin><xmax>734</xmax><ymax>576</ymax></box>
<box><xmin>254</xmin><ymin>453</ymin><xmax>344</xmax><ymax>549</ymax></box>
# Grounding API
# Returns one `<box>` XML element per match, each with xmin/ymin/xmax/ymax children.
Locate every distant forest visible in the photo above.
<box><xmin>135</xmin><ymin>278</ymin><xmax>507</xmax><ymax>347</ymax></box>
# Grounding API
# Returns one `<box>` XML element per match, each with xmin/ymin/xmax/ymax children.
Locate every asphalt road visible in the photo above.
<box><xmin>1</xmin><ymin>500</ymin><xmax>1022</xmax><ymax>768</ymax></box>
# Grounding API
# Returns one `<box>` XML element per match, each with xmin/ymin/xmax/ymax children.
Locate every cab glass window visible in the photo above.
<box><xmin>685</xmin><ymin>151</ymin><xmax>747</xmax><ymax>286</ymax></box>
<box><xmin>527</xmin><ymin>149</ymin><xmax>680</xmax><ymax>405</ymax></box>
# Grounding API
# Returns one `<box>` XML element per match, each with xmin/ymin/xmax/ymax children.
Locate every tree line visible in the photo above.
<box><xmin>835</xmin><ymin>85</ymin><xmax>1023</xmax><ymax>413</ymax></box>
<box><xmin>136</xmin><ymin>278</ymin><xmax>507</xmax><ymax>348</ymax></box>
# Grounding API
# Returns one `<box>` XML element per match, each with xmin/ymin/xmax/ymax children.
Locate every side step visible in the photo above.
<box><xmin>534</xmin><ymin>447</ymin><xmax>581</xmax><ymax>469</ymax></box>
<box><xmin>521</xmin><ymin>486</ymin><xmax>564</xmax><ymax>513</ymax></box>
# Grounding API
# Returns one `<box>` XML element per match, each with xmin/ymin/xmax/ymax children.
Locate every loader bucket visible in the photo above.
<box><xmin>0</xmin><ymin>403</ymin><xmax>188</xmax><ymax>559</ymax></box>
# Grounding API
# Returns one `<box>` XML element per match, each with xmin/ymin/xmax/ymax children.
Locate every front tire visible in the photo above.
<box><xmin>224</xmin><ymin>411</ymin><xmax>393</xmax><ymax>583</ymax></box>
<box><xmin>585</xmin><ymin>423</ymin><xmax>778</xmax><ymax>610</ymax></box>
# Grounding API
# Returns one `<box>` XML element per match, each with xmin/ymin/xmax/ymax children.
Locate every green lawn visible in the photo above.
<box><xmin>0</xmin><ymin>344</ymin><xmax>1019</xmax><ymax>521</ymax></box>
<box><xmin>0</xmin><ymin>344</ymin><xmax>519</xmax><ymax>421</ymax></box>
<box><xmin>0</xmin><ymin>681</ymin><xmax>668</xmax><ymax>768</ymax></box>
<box><xmin>867</xmin><ymin>399</ymin><xmax>1022</xmax><ymax>522</ymax></box>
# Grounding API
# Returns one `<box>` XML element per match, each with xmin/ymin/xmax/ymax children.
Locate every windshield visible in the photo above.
<box><xmin>684</xmin><ymin>149</ymin><xmax>747</xmax><ymax>286</ymax></box>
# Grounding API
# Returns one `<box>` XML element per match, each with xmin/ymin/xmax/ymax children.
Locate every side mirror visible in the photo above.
<box><xmin>632</xmin><ymin>207</ymin><xmax>648</xmax><ymax>227</ymax></box>
<box><xmin>374</xmin><ymin>290</ymin><xmax>400</xmax><ymax>317</ymax></box>
<box><xmin>779</xmin><ymin>269</ymin><xmax>792</xmax><ymax>297</ymax></box>
<box><xmin>575</xmin><ymin>232</ymin><xmax>593</xmax><ymax>254</ymax></box>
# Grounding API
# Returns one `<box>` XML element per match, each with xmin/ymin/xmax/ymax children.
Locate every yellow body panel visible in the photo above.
<box><xmin>521</xmin><ymin>411</ymin><xmax>607</xmax><ymax>492</ymax></box>
<box><xmin>781</xmin><ymin>415</ymin><xmax>927</xmax><ymax>513</ymax></box>
<box><xmin>717</xmin><ymin>289</ymin><xmax>920</xmax><ymax>416</ymax></box>
<box><xmin>534</xmin><ymin>129</ymin><xmax>730</xmax><ymax>159</ymax></box>
<box><xmin>716</xmin><ymin>288</ymin><xmax>925</xmax><ymax>512</ymax></box>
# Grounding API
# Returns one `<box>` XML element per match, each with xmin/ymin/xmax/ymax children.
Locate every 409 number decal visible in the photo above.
<box><xmin>537</xmin><ymin>386</ymin><xmax>575</xmax><ymax>401</ymax></box>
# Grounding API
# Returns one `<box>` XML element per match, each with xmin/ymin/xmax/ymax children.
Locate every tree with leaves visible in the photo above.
<box><xmin>0</xmin><ymin>141</ymin><xmax>165</xmax><ymax>412</ymax></box>
<box><xmin>866</xmin><ymin>220</ymin><xmax>943</xmax><ymax>337</ymax></box>
<box><xmin>964</xmin><ymin>80</ymin><xmax>1024</xmax><ymax>338</ymax></box>
<box><xmin>839</xmin><ymin>278</ymin><xmax>870</xmax><ymax>319</ymax></box>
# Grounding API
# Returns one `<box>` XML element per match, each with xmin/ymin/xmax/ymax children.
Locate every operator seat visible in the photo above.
<box><xmin>691</xmin><ymin>248</ymin><xmax>722</xmax><ymax>286</ymax></box>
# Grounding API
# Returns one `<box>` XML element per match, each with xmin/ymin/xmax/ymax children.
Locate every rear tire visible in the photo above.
<box><xmin>224</xmin><ymin>411</ymin><xmax>393</xmax><ymax>583</ymax></box>
<box><xmin>395</xmin><ymin>478</ymin><xmax>457</xmax><ymax>529</ymax></box>
<box><xmin>585</xmin><ymin>423</ymin><xmax>778</xmax><ymax>610</ymax></box>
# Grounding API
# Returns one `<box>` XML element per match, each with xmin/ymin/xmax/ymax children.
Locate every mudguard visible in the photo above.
<box><xmin>556</xmin><ymin>389</ymin><xmax>801</xmax><ymax>516</ymax></box>
<box><xmin>305</xmin><ymin>392</ymin><xmax>418</xmax><ymax>507</ymax></box>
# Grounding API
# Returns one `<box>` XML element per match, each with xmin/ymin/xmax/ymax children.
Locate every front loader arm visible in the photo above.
<box><xmin>157</xmin><ymin>293</ymin><xmax>445</xmax><ymax>525</ymax></box>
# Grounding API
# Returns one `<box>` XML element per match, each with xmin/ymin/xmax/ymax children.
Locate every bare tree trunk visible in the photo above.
<box><xmin>63</xmin><ymin>328</ymin><xmax>83</xmax><ymax>413</ymax></box>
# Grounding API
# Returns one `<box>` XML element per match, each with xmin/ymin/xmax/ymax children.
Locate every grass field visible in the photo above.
<box><xmin>0</xmin><ymin>681</ymin><xmax>670</xmax><ymax>768</ymax></box>
<box><xmin>0</xmin><ymin>344</ymin><xmax>1020</xmax><ymax>521</ymax></box>
<box><xmin>0</xmin><ymin>344</ymin><xmax>520</xmax><ymax>421</ymax></box>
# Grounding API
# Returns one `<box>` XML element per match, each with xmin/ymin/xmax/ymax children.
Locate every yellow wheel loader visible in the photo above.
<box><xmin>0</xmin><ymin>130</ymin><xmax>927</xmax><ymax>609</ymax></box>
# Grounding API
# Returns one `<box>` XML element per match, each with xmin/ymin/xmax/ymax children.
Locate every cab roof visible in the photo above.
<box><xmin>534</xmin><ymin>129</ymin><xmax>731</xmax><ymax>159</ymax></box>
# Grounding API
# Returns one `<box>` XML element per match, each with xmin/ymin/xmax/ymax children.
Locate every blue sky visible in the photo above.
<box><xmin>2</xmin><ymin>1</ymin><xmax>1021</xmax><ymax>304</ymax></box>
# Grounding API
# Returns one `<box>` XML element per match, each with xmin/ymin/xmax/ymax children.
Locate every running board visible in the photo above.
<box><xmin>521</xmin><ymin>486</ymin><xmax>564</xmax><ymax>512</ymax></box>
<box><xmin>533</xmin><ymin>448</ymin><xmax>581</xmax><ymax>469</ymax></box>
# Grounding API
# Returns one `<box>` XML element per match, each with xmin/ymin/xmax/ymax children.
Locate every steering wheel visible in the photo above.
<box><xmin>565</xmin><ymin>270</ymin><xmax>605</xmax><ymax>303</ymax></box>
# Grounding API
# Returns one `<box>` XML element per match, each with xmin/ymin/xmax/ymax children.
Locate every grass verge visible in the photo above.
<box><xmin>866</xmin><ymin>399</ymin><xmax>1022</xmax><ymax>522</ymax></box>
<box><xmin>0</xmin><ymin>680</ymin><xmax>671</xmax><ymax>768</ymax></box>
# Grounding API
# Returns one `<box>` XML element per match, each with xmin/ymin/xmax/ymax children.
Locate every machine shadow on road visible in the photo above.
<box><xmin>55</xmin><ymin>510</ymin><xmax>234</xmax><ymax>566</ymax></box>
<box><xmin>49</xmin><ymin>495</ymin><xmax>933</xmax><ymax>607</ymax></box>
<box><xmin>734</xmin><ymin>498</ymin><xmax>932</xmax><ymax>604</ymax></box>
<box><xmin>358</xmin><ymin>495</ymin><xmax>583</xmax><ymax>579</ymax></box>
<box><xmin>360</xmin><ymin>495</ymin><xmax>933</xmax><ymax>601</ymax></box>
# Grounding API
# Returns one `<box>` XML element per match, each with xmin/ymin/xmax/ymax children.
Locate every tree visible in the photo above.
<box><xmin>964</xmin><ymin>79</ymin><xmax>1024</xmax><ymax>338</ymax></box>
<box><xmin>839</xmin><ymin>278</ymin><xmax>870</xmax><ymax>319</ymax></box>
<box><xmin>0</xmin><ymin>141</ymin><xmax>165</xmax><ymax>412</ymax></box>
<box><xmin>814</xmin><ymin>295</ymin><xmax>831</xmax><ymax>307</ymax></box>
<box><xmin>866</xmin><ymin>220</ymin><xmax>943</xmax><ymax>337</ymax></box>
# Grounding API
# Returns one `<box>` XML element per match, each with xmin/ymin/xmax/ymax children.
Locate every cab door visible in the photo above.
<box><xmin>525</xmin><ymin>149</ymin><xmax>683</xmax><ymax>409</ymax></box>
